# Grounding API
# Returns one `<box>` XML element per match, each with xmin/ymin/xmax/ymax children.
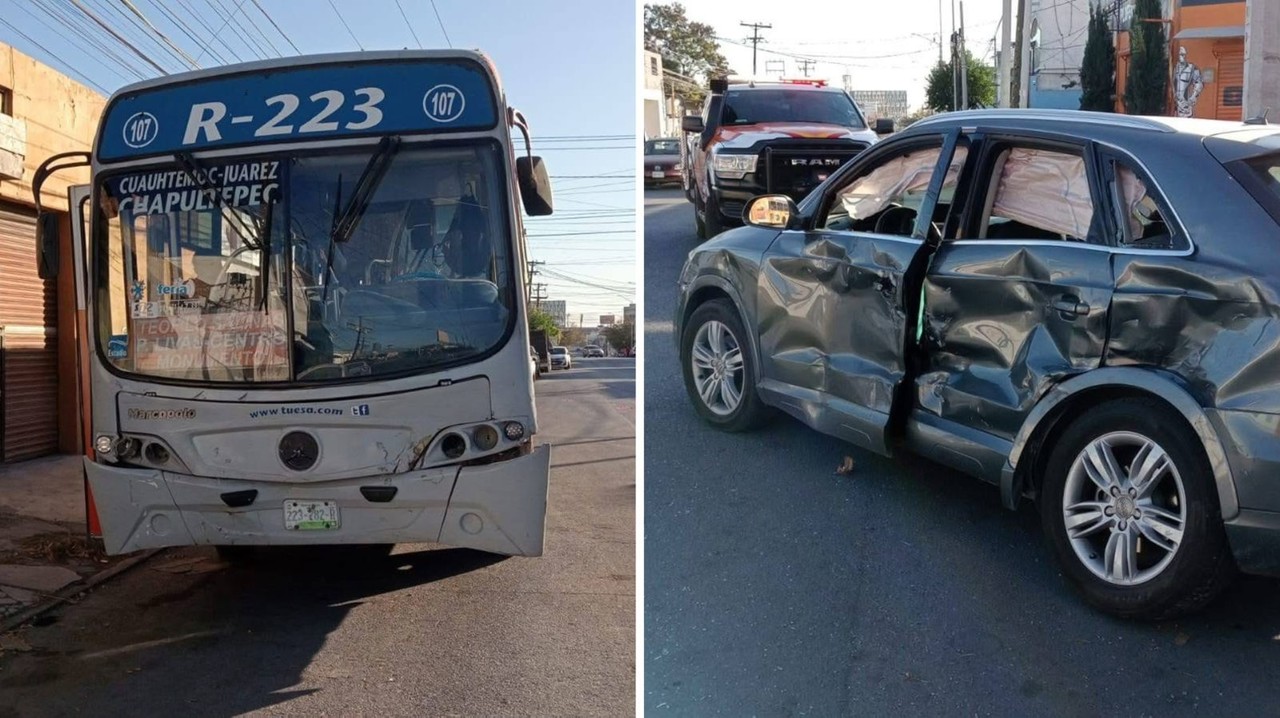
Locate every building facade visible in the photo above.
<box><xmin>542</xmin><ymin>299</ymin><xmax>567</xmax><ymax>328</ymax></box>
<box><xmin>849</xmin><ymin>90</ymin><xmax>910</xmax><ymax>122</ymax></box>
<box><xmin>622</xmin><ymin>303</ymin><xmax>635</xmax><ymax>324</ymax></box>
<box><xmin>644</xmin><ymin>50</ymin><xmax>665</xmax><ymax>139</ymax></box>
<box><xmin>0</xmin><ymin>43</ymin><xmax>104</xmax><ymax>462</ymax></box>
<box><xmin>1026</xmin><ymin>0</ymin><xmax>1092</xmax><ymax>109</ymax></box>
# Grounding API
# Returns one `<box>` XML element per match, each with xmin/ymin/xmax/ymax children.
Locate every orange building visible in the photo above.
<box><xmin>1115</xmin><ymin>0</ymin><xmax>1247</xmax><ymax>119</ymax></box>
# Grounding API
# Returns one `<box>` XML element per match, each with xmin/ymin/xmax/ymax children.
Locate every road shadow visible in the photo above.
<box><xmin>2</xmin><ymin>546</ymin><xmax>505</xmax><ymax>717</ymax></box>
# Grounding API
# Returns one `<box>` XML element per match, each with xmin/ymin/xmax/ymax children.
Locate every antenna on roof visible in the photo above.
<box><xmin>1245</xmin><ymin>108</ymin><xmax>1271</xmax><ymax>125</ymax></box>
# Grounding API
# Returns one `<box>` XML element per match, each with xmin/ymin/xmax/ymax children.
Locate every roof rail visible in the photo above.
<box><xmin>911</xmin><ymin>109</ymin><xmax>1174</xmax><ymax>133</ymax></box>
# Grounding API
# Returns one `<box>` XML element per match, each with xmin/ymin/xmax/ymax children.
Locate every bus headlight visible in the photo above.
<box><xmin>472</xmin><ymin>425</ymin><xmax>500</xmax><ymax>451</ymax></box>
<box><xmin>503</xmin><ymin>421</ymin><xmax>525</xmax><ymax>441</ymax></box>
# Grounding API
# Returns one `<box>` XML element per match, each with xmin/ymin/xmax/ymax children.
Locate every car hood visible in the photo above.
<box><xmin>712</xmin><ymin>122</ymin><xmax>875</xmax><ymax>150</ymax></box>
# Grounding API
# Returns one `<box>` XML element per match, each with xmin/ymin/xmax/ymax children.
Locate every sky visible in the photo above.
<box><xmin>0</xmin><ymin>0</ymin><xmax>636</xmax><ymax>323</ymax></box>
<box><xmin>677</xmin><ymin>0</ymin><xmax>1008</xmax><ymax>111</ymax></box>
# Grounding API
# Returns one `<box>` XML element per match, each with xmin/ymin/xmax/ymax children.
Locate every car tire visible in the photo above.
<box><xmin>694</xmin><ymin>191</ymin><xmax>707</xmax><ymax>239</ymax></box>
<box><xmin>680</xmin><ymin>299</ymin><xmax>772</xmax><ymax>432</ymax></box>
<box><xmin>704</xmin><ymin>187</ymin><xmax>724</xmax><ymax>238</ymax></box>
<box><xmin>1039</xmin><ymin>398</ymin><xmax>1236</xmax><ymax>620</ymax></box>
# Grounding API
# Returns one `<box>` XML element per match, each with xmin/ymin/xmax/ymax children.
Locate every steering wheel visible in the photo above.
<box><xmin>874</xmin><ymin>205</ymin><xmax>918</xmax><ymax>236</ymax></box>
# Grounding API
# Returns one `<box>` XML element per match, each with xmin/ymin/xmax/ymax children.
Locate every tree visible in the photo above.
<box><xmin>644</xmin><ymin>3</ymin><xmax>731</xmax><ymax>104</ymax></box>
<box><xmin>1079</xmin><ymin>4</ymin><xmax>1116</xmax><ymax>111</ymax></box>
<box><xmin>560</xmin><ymin>326</ymin><xmax>588</xmax><ymax>347</ymax></box>
<box><xmin>924</xmin><ymin>51</ymin><xmax>997</xmax><ymax>112</ymax></box>
<box><xmin>528</xmin><ymin>309</ymin><xmax>560</xmax><ymax>341</ymax></box>
<box><xmin>1124</xmin><ymin>0</ymin><xmax>1168</xmax><ymax>115</ymax></box>
<box><xmin>603</xmin><ymin>322</ymin><xmax>635</xmax><ymax>355</ymax></box>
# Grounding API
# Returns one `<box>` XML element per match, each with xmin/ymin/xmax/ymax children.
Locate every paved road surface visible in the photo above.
<box><xmin>642</xmin><ymin>187</ymin><xmax>1280</xmax><ymax>716</ymax></box>
<box><xmin>1</xmin><ymin>358</ymin><xmax>634</xmax><ymax>717</ymax></box>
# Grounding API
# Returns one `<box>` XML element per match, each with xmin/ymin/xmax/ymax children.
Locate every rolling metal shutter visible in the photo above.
<box><xmin>1216</xmin><ymin>49</ymin><xmax>1245</xmax><ymax>121</ymax></box>
<box><xmin>0</xmin><ymin>201</ymin><xmax>59</xmax><ymax>462</ymax></box>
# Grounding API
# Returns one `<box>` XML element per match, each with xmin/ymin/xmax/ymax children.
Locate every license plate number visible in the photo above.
<box><xmin>283</xmin><ymin>500</ymin><xmax>340</xmax><ymax>530</ymax></box>
<box><xmin>651</xmin><ymin>171</ymin><xmax>665</xmax><ymax>178</ymax></box>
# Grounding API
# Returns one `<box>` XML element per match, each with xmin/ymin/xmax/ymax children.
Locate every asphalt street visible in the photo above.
<box><xmin>0</xmin><ymin>358</ymin><xmax>635</xmax><ymax>717</ymax></box>
<box><xmin>642</xmin><ymin>187</ymin><xmax>1280</xmax><ymax>716</ymax></box>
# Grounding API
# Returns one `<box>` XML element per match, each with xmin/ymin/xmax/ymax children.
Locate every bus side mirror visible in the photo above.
<box><xmin>517</xmin><ymin>155</ymin><xmax>554</xmax><ymax>217</ymax></box>
<box><xmin>36</xmin><ymin>212</ymin><xmax>59</xmax><ymax>280</ymax></box>
<box><xmin>682</xmin><ymin>115</ymin><xmax>705</xmax><ymax>133</ymax></box>
<box><xmin>874</xmin><ymin>118</ymin><xmax>895</xmax><ymax>135</ymax></box>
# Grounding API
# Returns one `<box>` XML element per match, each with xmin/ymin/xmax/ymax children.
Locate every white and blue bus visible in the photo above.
<box><xmin>32</xmin><ymin>50</ymin><xmax>556</xmax><ymax>557</ymax></box>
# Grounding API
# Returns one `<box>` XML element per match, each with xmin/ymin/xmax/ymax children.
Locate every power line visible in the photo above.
<box><xmin>249</xmin><ymin>0</ymin><xmax>301</xmax><ymax>54</ymax></box>
<box><xmin>22</xmin><ymin>0</ymin><xmax>149</xmax><ymax>82</ymax></box>
<box><xmin>143</xmin><ymin>0</ymin><xmax>232</xmax><ymax>65</ymax></box>
<box><xmin>325</xmin><ymin>0</ymin><xmax>364</xmax><ymax>50</ymax></box>
<box><xmin>394</xmin><ymin>0</ymin><xmax>423</xmax><ymax>49</ymax></box>
<box><xmin>429</xmin><ymin>0</ymin><xmax>452</xmax><ymax>48</ymax></box>
<box><xmin>200</xmin><ymin>0</ymin><xmax>266</xmax><ymax>62</ymax></box>
<box><xmin>120</xmin><ymin>0</ymin><xmax>202</xmax><ymax>69</ymax></box>
<box><xmin>175</xmin><ymin>0</ymin><xmax>246</xmax><ymax>64</ymax></box>
<box><xmin>222</xmin><ymin>0</ymin><xmax>283</xmax><ymax>58</ymax></box>
<box><xmin>68</xmin><ymin>0</ymin><xmax>169</xmax><ymax>75</ymax></box>
<box><xmin>208</xmin><ymin>0</ymin><xmax>274</xmax><ymax>59</ymax></box>
<box><xmin>0</xmin><ymin>15</ymin><xmax>110</xmax><ymax>93</ymax></box>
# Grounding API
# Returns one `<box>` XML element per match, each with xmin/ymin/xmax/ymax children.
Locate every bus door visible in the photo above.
<box><xmin>67</xmin><ymin>184</ymin><xmax>102</xmax><ymax>537</ymax></box>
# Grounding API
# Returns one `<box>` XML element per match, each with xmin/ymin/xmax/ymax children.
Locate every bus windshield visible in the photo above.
<box><xmin>95</xmin><ymin>141</ymin><xmax>513</xmax><ymax>383</ymax></box>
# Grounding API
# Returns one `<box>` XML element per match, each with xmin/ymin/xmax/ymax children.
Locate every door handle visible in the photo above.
<box><xmin>1051</xmin><ymin>296</ymin><xmax>1090</xmax><ymax>318</ymax></box>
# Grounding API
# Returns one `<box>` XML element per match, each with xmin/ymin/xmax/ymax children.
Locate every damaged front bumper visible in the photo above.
<box><xmin>86</xmin><ymin>443</ymin><xmax>551</xmax><ymax>557</ymax></box>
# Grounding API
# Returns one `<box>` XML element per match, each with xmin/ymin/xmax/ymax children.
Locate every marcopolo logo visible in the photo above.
<box><xmin>123</xmin><ymin>112</ymin><xmax>159</xmax><ymax>149</ymax></box>
<box><xmin>156</xmin><ymin>279</ymin><xmax>195</xmax><ymax>298</ymax></box>
<box><xmin>128</xmin><ymin>407</ymin><xmax>196</xmax><ymax>421</ymax></box>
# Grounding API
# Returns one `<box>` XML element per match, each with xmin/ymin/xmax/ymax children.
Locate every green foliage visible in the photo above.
<box><xmin>603</xmin><ymin>322</ymin><xmax>635</xmax><ymax>354</ymax></box>
<box><xmin>644</xmin><ymin>3</ymin><xmax>731</xmax><ymax>104</ymax></box>
<box><xmin>528</xmin><ymin>309</ymin><xmax>561</xmax><ymax>341</ymax></box>
<box><xmin>924</xmin><ymin>51</ymin><xmax>997</xmax><ymax>112</ymax></box>
<box><xmin>1124</xmin><ymin>0</ymin><xmax>1168</xmax><ymax>115</ymax></box>
<box><xmin>1079</xmin><ymin>4</ymin><xmax>1116</xmax><ymax>112</ymax></box>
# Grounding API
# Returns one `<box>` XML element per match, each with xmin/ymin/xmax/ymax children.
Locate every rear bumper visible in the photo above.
<box><xmin>85</xmin><ymin>444</ymin><xmax>551</xmax><ymax>557</ymax></box>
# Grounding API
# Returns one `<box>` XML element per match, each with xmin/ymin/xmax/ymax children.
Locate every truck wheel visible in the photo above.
<box><xmin>680</xmin><ymin>299</ymin><xmax>772</xmax><ymax>432</ymax></box>
<box><xmin>705</xmin><ymin>188</ymin><xmax>724</xmax><ymax>237</ymax></box>
<box><xmin>1039</xmin><ymin>398</ymin><xmax>1236</xmax><ymax>620</ymax></box>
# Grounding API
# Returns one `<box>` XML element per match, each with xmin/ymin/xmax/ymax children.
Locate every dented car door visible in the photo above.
<box><xmin>755</xmin><ymin>135</ymin><xmax>955</xmax><ymax>455</ymax></box>
<box><xmin>915</xmin><ymin>134</ymin><xmax>1115</xmax><ymax>444</ymax></box>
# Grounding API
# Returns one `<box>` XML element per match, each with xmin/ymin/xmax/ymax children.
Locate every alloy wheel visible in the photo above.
<box><xmin>690</xmin><ymin>320</ymin><xmax>744</xmax><ymax>416</ymax></box>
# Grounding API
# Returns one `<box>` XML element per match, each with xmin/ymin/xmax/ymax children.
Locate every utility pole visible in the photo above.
<box><xmin>797</xmin><ymin>58</ymin><xmax>816</xmax><ymax>77</ymax></box>
<box><xmin>959</xmin><ymin>1</ymin><xmax>969</xmax><ymax>109</ymax></box>
<box><xmin>938</xmin><ymin>0</ymin><xmax>945</xmax><ymax>65</ymax></box>
<box><xmin>532</xmin><ymin>283</ymin><xmax>548</xmax><ymax>309</ymax></box>
<box><xmin>740</xmin><ymin>21</ymin><xmax>772</xmax><ymax>76</ymax></box>
<box><xmin>525</xmin><ymin>260</ymin><xmax>544</xmax><ymax>305</ymax></box>
<box><xmin>1011</xmin><ymin>0</ymin><xmax>1026</xmax><ymax>108</ymax></box>
<box><xmin>999</xmin><ymin>0</ymin><xmax>1012</xmax><ymax>107</ymax></box>
<box><xmin>1018</xmin><ymin>0</ymin><xmax>1032</xmax><ymax>108</ymax></box>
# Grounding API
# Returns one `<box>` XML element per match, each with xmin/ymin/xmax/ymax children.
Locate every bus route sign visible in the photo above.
<box><xmin>98</xmin><ymin>57</ymin><xmax>499</xmax><ymax>161</ymax></box>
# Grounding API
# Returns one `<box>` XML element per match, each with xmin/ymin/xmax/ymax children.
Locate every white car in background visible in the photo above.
<box><xmin>550</xmin><ymin>345</ymin><xmax>572</xmax><ymax>370</ymax></box>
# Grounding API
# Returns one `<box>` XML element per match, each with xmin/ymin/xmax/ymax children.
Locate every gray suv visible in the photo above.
<box><xmin>675</xmin><ymin>109</ymin><xmax>1280</xmax><ymax>619</ymax></box>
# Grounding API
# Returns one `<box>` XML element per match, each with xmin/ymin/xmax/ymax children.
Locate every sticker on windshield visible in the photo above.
<box><xmin>155</xmin><ymin>280</ymin><xmax>195</xmax><ymax>298</ymax></box>
<box><xmin>107</xmin><ymin>335</ymin><xmax>129</xmax><ymax>359</ymax></box>
<box><xmin>423</xmin><ymin>84</ymin><xmax>465</xmax><ymax>123</ymax></box>
<box><xmin>131</xmin><ymin>301</ymin><xmax>160</xmax><ymax>319</ymax></box>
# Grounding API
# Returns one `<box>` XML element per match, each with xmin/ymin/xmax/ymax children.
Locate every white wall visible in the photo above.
<box><xmin>1245</xmin><ymin>0</ymin><xmax>1280</xmax><ymax>120</ymax></box>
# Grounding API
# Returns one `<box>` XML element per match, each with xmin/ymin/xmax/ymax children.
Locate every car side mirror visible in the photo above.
<box><xmin>36</xmin><ymin>212</ymin><xmax>59</xmax><ymax>280</ymax></box>
<box><xmin>682</xmin><ymin>115</ymin><xmax>705</xmax><ymax>133</ymax></box>
<box><xmin>516</xmin><ymin>155</ymin><xmax>554</xmax><ymax>216</ymax></box>
<box><xmin>744</xmin><ymin>195</ymin><xmax>801</xmax><ymax>230</ymax></box>
<box><xmin>874</xmin><ymin>118</ymin><xmax>895</xmax><ymax>135</ymax></box>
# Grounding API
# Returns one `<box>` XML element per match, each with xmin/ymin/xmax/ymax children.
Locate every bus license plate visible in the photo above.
<box><xmin>651</xmin><ymin>171</ymin><xmax>664</xmax><ymax>178</ymax></box>
<box><xmin>283</xmin><ymin>500</ymin><xmax>340</xmax><ymax>530</ymax></box>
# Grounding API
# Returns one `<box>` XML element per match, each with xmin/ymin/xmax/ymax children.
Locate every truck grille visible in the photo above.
<box><xmin>763</xmin><ymin>143</ymin><xmax>868</xmax><ymax>200</ymax></box>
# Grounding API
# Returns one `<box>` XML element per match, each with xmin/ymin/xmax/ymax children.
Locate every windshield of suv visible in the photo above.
<box><xmin>645</xmin><ymin>139</ymin><xmax>680</xmax><ymax>155</ymax></box>
<box><xmin>95</xmin><ymin>142</ymin><xmax>513</xmax><ymax>383</ymax></box>
<box><xmin>722</xmin><ymin>89</ymin><xmax>864</xmax><ymax>128</ymax></box>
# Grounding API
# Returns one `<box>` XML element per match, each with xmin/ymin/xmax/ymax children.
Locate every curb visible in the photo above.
<box><xmin>1</xmin><ymin>549</ymin><xmax>163</xmax><ymax>633</ymax></box>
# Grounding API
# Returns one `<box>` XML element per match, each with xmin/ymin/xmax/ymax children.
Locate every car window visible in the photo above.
<box><xmin>646</xmin><ymin>139</ymin><xmax>680</xmax><ymax>155</ymax></box>
<box><xmin>722</xmin><ymin>89</ymin><xmax>864</xmax><ymax>128</ymax></box>
<box><xmin>1112</xmin><ymin>162</ymin><xmax>1182</xmax><ymax>250</ymax></box>
<box><xmin>822</xmin><ymin>143</ymin><xmax>966</xmax><ymax>237</ymax></box>
<box><xmin>978</xmin><ymin>146</ymin><xmax>1095</xmax><ymax>242</ymax></box>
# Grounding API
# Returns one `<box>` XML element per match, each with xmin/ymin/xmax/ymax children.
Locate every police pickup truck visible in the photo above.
<box><xmin>680</xmin><ymin>78</ymin><xmax>893</xmax><ymax>238</ymax></box>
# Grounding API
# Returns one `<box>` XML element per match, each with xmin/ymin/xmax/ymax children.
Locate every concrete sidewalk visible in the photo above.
<box><xmin>0</xmin><ymin>454</ymin><xmax>114</xmax><ymax>622</ymax></box>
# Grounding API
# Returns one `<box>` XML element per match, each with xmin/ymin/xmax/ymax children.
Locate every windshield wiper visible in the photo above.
<box><xmin>175</xmin><ymin>152</ymin><xmax>263</xmax><ymax>251</ymax></box>
<box><xmin>332</xmin><ymin>136</ymin><xmax>402</xmax><ymax>245</ymax></box>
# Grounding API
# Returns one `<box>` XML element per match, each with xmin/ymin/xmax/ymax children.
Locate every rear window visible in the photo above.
<box><xmin>646</xmin><ymin>139</ymin><xmax>680</xmax><ymax>155</ymax></box>
<box><xmin>1229</xmin><ymin>152</ymin><xmax>1280</xmax><ymax>225</ymax></box>
<box><xmin>1244</xmin><ymin>154</ymin><xmax>1280</xmax><ymax>201</ymax></box>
